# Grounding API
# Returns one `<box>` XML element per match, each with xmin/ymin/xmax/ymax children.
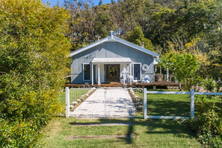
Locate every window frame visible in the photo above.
<box><xmin>133</xmin><ymin>63</ymin><xmax>142</xmax><ymax>81</ymax></box>
<box><xmin>83</xmin><ymin>63</ymin><xmax>91</xmax><ymax>81</ymax></box>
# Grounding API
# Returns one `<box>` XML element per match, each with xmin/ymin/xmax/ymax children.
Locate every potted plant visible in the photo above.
<box><xmin>155</xmin><ymin>73</ymin><xmax>163</xmax><ymax>82</ymax></box>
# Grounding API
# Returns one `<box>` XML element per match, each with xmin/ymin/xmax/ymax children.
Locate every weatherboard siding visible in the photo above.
<box><xmin>71</xmin><ymin>41</ymin><xmax>154</xmax><ymax>84</ymax></box>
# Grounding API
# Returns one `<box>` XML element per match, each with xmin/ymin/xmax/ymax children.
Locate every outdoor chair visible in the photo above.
<box><xmin>142</xmin><ymin>75</ymin><xmax>150</xmax><ymax>83</ymax></box>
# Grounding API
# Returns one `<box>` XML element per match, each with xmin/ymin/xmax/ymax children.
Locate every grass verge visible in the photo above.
<box><xmin>39</xmin><ymin>117</ymin><xmax>201</xmax><ymax>148</ymax></box>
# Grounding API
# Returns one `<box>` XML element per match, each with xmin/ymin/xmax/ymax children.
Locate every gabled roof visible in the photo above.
<box><xmin>69</xmin><ymin>36</ymin><xmax>159</xmax><ymax>57</ymax></box>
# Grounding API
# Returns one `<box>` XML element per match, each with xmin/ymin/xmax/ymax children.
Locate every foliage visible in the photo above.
<box><xmin>65</xmin><ymin>0</ymin><xmax>146</xmax><ymax>51</ymax></box>
<box><xmin>186</xmin><ymin>98</ymin><xmax>222</xmax><ymax>147</ymax></box>
<box><xmin>125</xmin><ymin>26</ymin><xmax>154</xmax><ymax>51</ymax></box>
<box><xmin>159</xmin><ymin>52</ymin><xmax>199</xmax><ymax>90</ymax></box>
<box><xmin>202</xmin><ymin>78</ymin><xmax>217</xmax><ymax>92</ymax></box>
<box><xmin>0</xmin><ymin>0</ymin><xmax>71</xmax><ymax>147</ymax></box>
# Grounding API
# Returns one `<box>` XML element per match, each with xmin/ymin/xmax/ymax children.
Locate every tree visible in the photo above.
<box><xmin>125</xmin><ymin>26</ymin><xmax>154</xmax><ymax>51</ymax></box>
<box><xmin>99</xmin><ymin>0</ymin><xmax>103</xmax><ymax>5</ymax></box>
<box><xmin>0</xmin><ymin>0</ymin><xmax>71</xmax><ymax>146</ymax></box>
<box><xmin>159</xmin><ymin>52</ymin><xmax>199</xmax><ymax>90</ymax></box>
<box><xmin>111</xmin><ymin>0</ymin><xmax>115</xmax><ymax>4</ymax></box>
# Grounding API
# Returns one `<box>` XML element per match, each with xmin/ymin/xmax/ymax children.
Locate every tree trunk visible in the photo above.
<box><xmin>179</xmin><ymin>82</ymin><xmax>182</xmax><ymax>91</ymax></box>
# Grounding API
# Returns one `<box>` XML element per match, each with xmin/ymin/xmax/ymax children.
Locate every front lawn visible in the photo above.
<box><xmin>39</xmin><ymin>117</ymin><xmax>201</xmax><ymax>148</ymax></box>
<box><xmin>42</xmin><ymin>88</ymin><xmax>222</xmax><ymax>147</ymax></box>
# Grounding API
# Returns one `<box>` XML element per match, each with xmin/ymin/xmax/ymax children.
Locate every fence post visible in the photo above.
<box><xmin>190</xmin><ymin>89</ymin><xmax>194</xmax><ymax>119</ymax></box>
<box><xmin>66</xmin><ymin>87</ymin><xmax>70</xmax><ymax>118</ymax></box>
<box><xmin>143</xmin><ymin>88</ymin><xmax>147</xmax><ymax>119</ymax></box>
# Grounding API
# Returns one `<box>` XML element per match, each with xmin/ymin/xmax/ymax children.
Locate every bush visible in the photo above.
<box><xmin>0</xmin><ymin>0</ymin><xmax>71</xmax><ymax>146</ymax></box>
<box><xmin>186</xmin><ymin>100</ymin><xmax>222</xmax><ymax>147</ymax></box>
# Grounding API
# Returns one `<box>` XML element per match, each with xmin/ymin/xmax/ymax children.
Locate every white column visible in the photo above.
<box><xmin>160</xmin><ymin>66</ymin><xmax>162</xmax><ymax>74</ymax></box>
<box><xmin>95</xmin><ymin>65</ymin><xmax>98</xmax><ymax>83</ymax></box>
<box><xmin>126</xmin><ymin>64</ymin><xmax>129</xmax><ymax>83</ymax></box>
<box><xmin>92</xmin><ymin>64</ymin><xmax>94</xmax><ymax>85</ymax></box>
<box><xmin>98</xmin><ymin>64</ymin><xmax>100</xmax><ymax>85</ymax></box>
<box><xmin>130</xmin><ymin>63</ymin><xmax>132</xmax><ymax>85</ymax></box>
<box><xmin>123</xmin><ymin>63</ymin><xmax>126</xmax><ymax>84</ymax></box>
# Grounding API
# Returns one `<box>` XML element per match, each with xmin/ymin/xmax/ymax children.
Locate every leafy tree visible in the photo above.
<box><xmin>111</xmin><ymin>0</ymin><xmax>115</xmax><ymax>4</ymax></box>
<box><xmin>159</xmin><ymin>52</ymin><xmax>199</xmax><ymax>90</ymax></box>
<box><xmin>125</xmin><ymin>26</ymin><xmax>154</xmax><ymax>51</ymax></box>
<box><xmin>99</xmin><ymin>0</ymin><xmax>103</xmax><ymax>5</ymax></box>
<box><xmin>0</xmin><ymin>0</ymin><xmax>71</xmax><ymax>146</ymax></box>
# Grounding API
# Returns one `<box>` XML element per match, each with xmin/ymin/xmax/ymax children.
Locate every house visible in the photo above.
<box><xmin>69</xmin><ymin>31</ymin><xmax>159</xmax><ymax>85</ymax></box>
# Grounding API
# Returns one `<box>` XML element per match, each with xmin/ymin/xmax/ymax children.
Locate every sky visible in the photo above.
<box><xmin>42</xmin><ymin>0</ymin><xmax>113</xmax><ymax>7</ymax></box>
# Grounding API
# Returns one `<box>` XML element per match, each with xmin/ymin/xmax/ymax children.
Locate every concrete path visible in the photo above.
<box><xmin>70</xmin><ymin>88</ymin><xmax>136</xmax><ymax>118</ymax></box>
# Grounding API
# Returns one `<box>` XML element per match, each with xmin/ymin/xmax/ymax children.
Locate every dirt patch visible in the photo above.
<box><xmin>65</xmin><ymin>134</ymin><xmax>136</xmax><ymax>140</ymax></box>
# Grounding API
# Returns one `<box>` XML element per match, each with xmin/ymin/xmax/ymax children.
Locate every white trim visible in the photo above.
<box><xmin>92</xmin><ymin>58</ymin><xmax>131</xmax><ymax>64</ymax></box>
<box><xmin>194</xmin><ymin>92</ymin><xmax>222</xmax><ymax>95</ymax></box>
<box><xmin>83</xmin><ymin>63</ymin><xmax>91</xmax><ymax>81</ymax></box>
<box><xmin>69</xmin><ymin>36</ymin><xmax>159</xmax><ymax>57</ymax></box>
<box><xmin>146</xmin><ymin>116</ymin><xmax>190</xmax><ymax>119</ymax></box>
<box><xmin>133</xmin><ymin>63</ymin><xmax>142</xmax><ymax>81</ymax></box>
<box><xmin>146</xmin><ymin>91</ymin><xmax>191</xmax><ymax>94</ymax></box>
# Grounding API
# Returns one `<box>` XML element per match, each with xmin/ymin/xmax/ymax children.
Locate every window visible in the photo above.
<box><xmin>83</xmin><ymin>64</ymin><xmax>90</xmax><ymax>81</ymax></box>
<box><xmin>133</xmin><ymin>63</ymin><xmax>141</xmax><ymax>80</ymax></box>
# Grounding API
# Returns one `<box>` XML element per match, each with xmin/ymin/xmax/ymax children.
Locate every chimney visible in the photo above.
<box><xmin>142</xmin><ymin>42</ymin><xmax>144</xmax><ymax>48</ymax></box>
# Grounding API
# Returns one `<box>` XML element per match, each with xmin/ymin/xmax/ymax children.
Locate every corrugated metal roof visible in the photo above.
<box><xmin>92</xmin><ymin>58</ymin><xmax>131</xmax><ymax>64</ymax></box>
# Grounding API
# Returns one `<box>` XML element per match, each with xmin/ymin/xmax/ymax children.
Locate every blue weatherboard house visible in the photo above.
<box><xmin>69</xmin><ymin>31</ymin><xmax>159</xmax><ymax>85</ymax></box>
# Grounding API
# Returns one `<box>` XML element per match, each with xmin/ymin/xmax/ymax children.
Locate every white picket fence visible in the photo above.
<box><xmin>143</xmin><ymin>88</ymin><xmax>222</xmax><ymax>119</ymax></box>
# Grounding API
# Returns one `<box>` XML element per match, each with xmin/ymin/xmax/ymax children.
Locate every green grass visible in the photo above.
<box><xmin>39</xmin><ymin>117</ymin><xmax>201</xmax><ymax>148</ymax></box>
<box><xmin>134</xmin><ymin>89</ymin><xmax>222</xmax><ymax>117</ymax></box>
<box><xmin>58</xmin><ymin>89</ymin><xmax>91</xmax><ymax>106</ymax></box>
<box><xmin>44</xmin><ymin>88</ymin><xmax>221</xmax><ymax>147</ymax></box>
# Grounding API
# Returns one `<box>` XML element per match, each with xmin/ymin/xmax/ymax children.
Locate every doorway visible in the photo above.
<box><xmin>104</xmin><ymin>64</ymin><xmax>120</xmax><ymax>83</ymax></box>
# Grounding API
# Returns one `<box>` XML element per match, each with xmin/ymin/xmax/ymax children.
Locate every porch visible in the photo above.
<box><xmin>90</xmin><ymin>58</ymin><xmax>132</xmax><ymax>85</ymax></box>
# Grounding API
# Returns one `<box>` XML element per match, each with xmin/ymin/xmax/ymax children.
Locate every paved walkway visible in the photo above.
<box><xmin>70</xmin><ymin>88</ymin><xmax>136</xmax><ymax>118</ymax></box>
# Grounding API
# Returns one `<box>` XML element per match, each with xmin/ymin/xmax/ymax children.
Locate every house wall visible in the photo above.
<box><xmin>71</xmin><ymin>41</ymin><xmax>154</xmax><ymax>84</ymax></box>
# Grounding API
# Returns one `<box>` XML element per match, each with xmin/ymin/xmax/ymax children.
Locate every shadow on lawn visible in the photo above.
<box><xmin>147</xmin><ymin>99</ymin><xmax>190</xmax><ymax>117</ymax></box>
<box><xmin>68</xmin><ymin>117</ymin><xmax>195</xmax><ymax>145</ymax></box>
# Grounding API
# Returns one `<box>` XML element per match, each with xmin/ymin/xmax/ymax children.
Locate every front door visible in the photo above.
<box><xmin>104</xmin><ymin>64</ymin><xmax>120</xmax><ymax>83</ymax></box>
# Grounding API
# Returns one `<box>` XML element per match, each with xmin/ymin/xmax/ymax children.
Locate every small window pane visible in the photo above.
<box><xmin>134</xmin><ymin>64</ymin><xmax>140</xmax><ymax>80</ymax></box>
<box><xmin>84</xmin><ymin>64</ymin><xmax>90</xmax><ymax>80</ymax></box>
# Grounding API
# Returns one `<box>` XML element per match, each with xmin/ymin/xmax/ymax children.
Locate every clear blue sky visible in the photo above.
<box><xmin>42</xmin><ymin>0</ymin><xmax>113</xmax><ymax>7</ymax></box>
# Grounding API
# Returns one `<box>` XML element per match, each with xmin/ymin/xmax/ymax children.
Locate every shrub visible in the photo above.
<box><xmin>186</xmin><ymin>99</ymin><xmax>222</xmax><ymax>147</ymax></box>
<box><xmin>0</xmin><ymin>0</ymin><xmax>71</xmax><ymax>146</ymax></box>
